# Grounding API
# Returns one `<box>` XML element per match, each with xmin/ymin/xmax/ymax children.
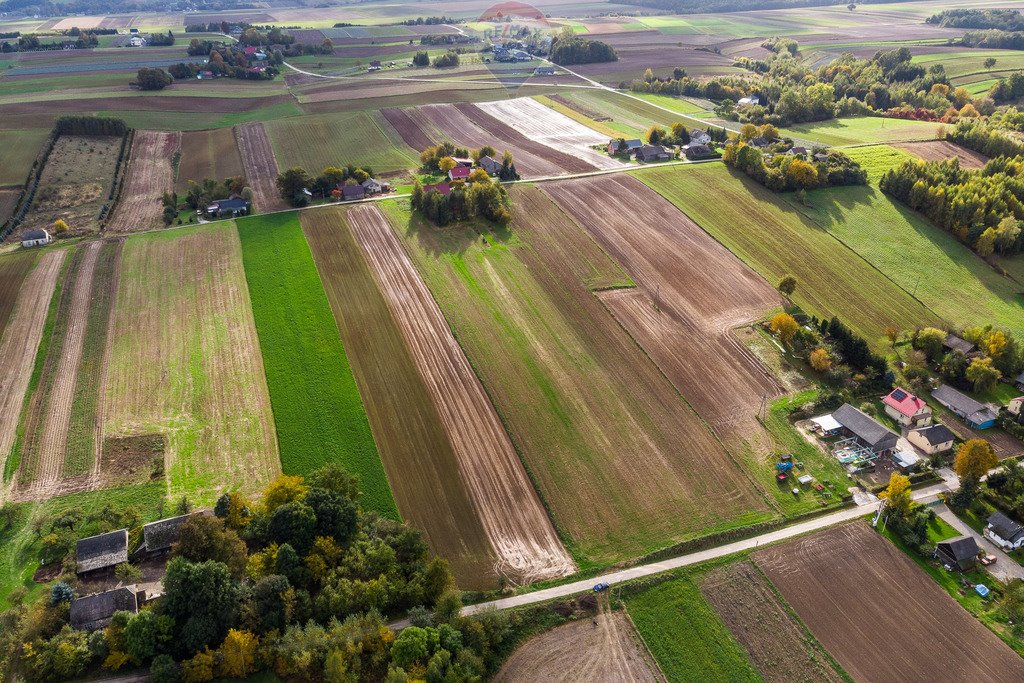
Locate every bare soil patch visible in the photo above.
<box><xmin>544</xmin><ymin>176</ymin><xmax>782</xmax><ymax>448</ymax></box>
<box><xmin>756</xmin><ymin>523</ymin><xmax>1024</xmax><ymax>683</ymax></box>
<box><xmin>700</xmin><ymin>561</ymin><xmax>845</xmax><ymax>683</ymax></box>
<box><xmin>494</xmin><ymin>607</ymin><xmax>662</xmax><ymax>683</ymax></box>
<box><xmin>894</xmin><ymin>140</ymin><xmax>989</xmax><ymax>169</ymax></box>
<box><xmin>106</xmin><ymin>131</ymin><xmax>180</xmax><ymax>233</ymax></box>
<box><xmin>381</xmin><ymin>107</ymin><xmax>434</xmax><ymax>153</ymax></box>
<box><xmin>347</xmin><ymin>203</ymin><xmax>573</xmax><ymax>584</ymax></box>
<box><xmin>176</xmin><ymin>128</ymin><xmax>245</xmax><ymax>193</ymax></box>
<box><xmin>235</xmin><ymin>123</ymin><xmax>287</xmax><ymax>213</ymax></box>
<box><xmin>0</xmin><ymin>250</ymin><xmax>66</xmax><ymax>474</ymax></box>
<box><xmin>101</xmin><ymin>434</ymin><xmax>165</xmax><ymax>487</ymax></box>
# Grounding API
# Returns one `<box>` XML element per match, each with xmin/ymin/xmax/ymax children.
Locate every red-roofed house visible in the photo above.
<box><xmin>882</xmin><ymin>387</ymin><xmax>932</xmax><ymax>427</ymax></box>
<box><xmin>448</xmin><ymin>166</ymin><xmax>472</xmax><ymax>181</ymax></box>
<box><xmin>423</xmin><ymin>183</ymin><xmax>451</xmax><ymax>196</ymax></box>
<box><xmin>243</xmin><ymin>46</ymin><xmax>257</xmax><ymax>56</ymax></box>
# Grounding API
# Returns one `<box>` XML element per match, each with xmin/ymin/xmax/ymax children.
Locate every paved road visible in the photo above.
<box><xmin>934</xmin><ymin>502</ymin><xmax>1024</xmax><ymax>582</ymax></box>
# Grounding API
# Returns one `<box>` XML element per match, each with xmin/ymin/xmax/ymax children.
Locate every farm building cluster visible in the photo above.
<box><xmin>606</xmin><ymin>128</ymin><xmax>720</xmax><ymax>162</ymax></box>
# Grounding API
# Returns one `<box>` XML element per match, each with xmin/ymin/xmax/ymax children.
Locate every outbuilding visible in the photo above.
<box><xmin>342</xmin><ymin>184</ymin><xmax>366</xmax><ymax>201</ymax></box>
<box><xmin>635</xmin><ymin>144</ymin><xmax>673</xmax><ymax>162</ymax></box>
<box><xmin>810</xmin><ymin>413</ymin><xmax>842</xmax><ymax>437</ymax></box>
<box><xmin>936</xmin><ymin>536</ymin><xmax>980</xmax><ymax>572</ymax></box>
<box><xmin>607</xmin><ymin>138</ymin><xmax>643</xmax><ymax>155</ymax></box>
<box><xmin>76</xmin><ymin>529</ymin><xmax>128</xmax><ymax>575</ymax></box>
<box><xmin>832</xmin><ymin>403</ymin><xmax>899</xmax><ymax>455</ymax></box>
<box><xmin>21</xmin><ymin>229</ymin><xmax>51</xmax><ymax>248</ymax></box>
<box><xmin>138</xmin><ymin>513</ymin><xmax>193</xmax><ymax>556</ymax></box>
<box><xmin>206</xmin><ymin>197</ymin><xmax>249</xmax><ymax>217</ymax></box>
<box><xmin>906</xmin><ymin>423</ymin><xmax>956</xmax><ymax>455</ymax></box>
<box><xmin>70</xmin><ymin>587</ymin><xmax>138</xmax><ymax>631</ymax></box>
<box><xmin>361</xmin><ymin>178</ymin><xmax>390</xmax><ymax>194</ymax></box>
<box><xmin>882</xmin><ymin>387</ymin><xmax>931</xmax><ymax>427</ymax></box>
<box><xmin>943</xmin><ymin>333</ymin><xmax>977</xmax><ymax>356</ymax></box>
<box><xmin>985</xmin><ymin>511</ymin><xmax>1024</xmax><ymax>551</ymax></box>
<box><xmin>534</xmin><ymin>66</ymin><xmax>556</xmax><ymax>75</ymax></box>
<box><xmin>932</xmin><ymin>384</ymin><xmax>998</xmax><ymax>429</ymax></box>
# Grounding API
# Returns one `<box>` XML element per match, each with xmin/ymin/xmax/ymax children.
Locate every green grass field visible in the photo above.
<box><xmin>781</xmin><ymin>116</ymin><xmax>942</xmax><ymax>147</ymax></box>
<box><xmin>636</xmin><ymin>163</ymin><xmax>939</xmax><ymax>345</ymax></box>
<box><xmin>842</xmin><ymin>144</ymin><xmax>918</xmax><ymax>181</ymax></box>
<box><xmin>264</xmin><ymin>111</ymin><xmax>418</xmax><ymax>174</ymax></box>
<box><xmin>561</xmin><ymin>89</ymin><xmax>685</xmax><ymax>137</ymax></box>
<box><xmin>0</xmin><ymin>128</ymin><xmax>48</xmax><ymax>186</ymax></box>
<box><xmin>626</xmin><ymin>576</ymin><xmax>760</xmax><ymax>682</ymax></box>
<box><xmin>92</xmin><ymin>102</ymin><xmax>304</xmax><ymax>132</ymax></box>
<box><xmin>236</xmin><ymin>212</ymin><xmax>398</xmax><ymax>519</ymax></box>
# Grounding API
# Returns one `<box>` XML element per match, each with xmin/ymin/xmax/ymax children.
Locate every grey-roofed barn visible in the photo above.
<box><xmin>141</xmin><ymin>513</ymin><xmax>191</xmax><ymax>553</ymax></box>
<box><xmin>935</xmin><ymin>536</ymin><xmax>979</xmax><ymax>572</ymax></box>
<box><xmin>832</xmin><ymin>403</ymin><xmax>899</xmax><ymax>454</ymax></box>
<box><xmin>70</xmin><ymin>586</ymin><xmax>138</xmax><ymax>630</ymax></box>
<box><xmin>76</xmin><ymin>529</ymin><xmax>128</xmax><ymax>574</ymax></box>
<box><xmin>943</xmin><ymin>333</ymin><xmax>976</xmax><ymax>355</ymax></box>
<box><xmin>932</xmin><ymin>384</ymin><xmax>998</xmax><ymax>429</ymax></box>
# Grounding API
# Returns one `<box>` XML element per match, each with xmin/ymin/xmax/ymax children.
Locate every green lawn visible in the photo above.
<box><xmin>631</xmin><ymin>92</ymin><xmax>710</xmax><ymax>116</ymax></box>
<box><xmin>842</xmin><ymin>144</ymin><xmax>917</xmax><ymax>181</ymax></box>
<box><xmin>626</xmin><ymin>576</ymin><xmax>760</xmax><ymax>682</ymax></box>
<box><xmin>635</xmin><ymin>163</ymin><xmax>939</xmax><ymax>346</ymax></box>
<box><xmin>780</xmin><ymin>116</ymin><xmax>942</xmax><ymax>147</ymax></box>
<box><xmin>236</xmin><ymin>212</ymin><xmax>398</xmax><ymax>519</ymax></box>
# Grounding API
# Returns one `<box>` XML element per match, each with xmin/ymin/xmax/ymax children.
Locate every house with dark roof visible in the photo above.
<box><xmin>361</xmin><ymin>178</ymin><xmax>390</xmax><ymax>194</ymax></box>
<box><xmin>832</xmin><ymin>403</ymin><xmax>899</xmax><ymax>455</ymax></box>
<box><xmin>139</xmin><ymin>514</ymin><xmax>191</xmax><ymax>555</ymax></box>
<box><xmin>932</xmin><ymin>384</ymin><xmax>998</xmax><ymax>429</ymax></box>
<box><xmin>907</xmin><ymin>423</ymin><xmax>956</xmax><ymax>455</ymax></box>
<box><xmin>749</xmin><ymin>136</ymin><xmax>774</xmax><ymax>148</ymax></box>
<box><xmin>607</xmin><ymin>138</ymin><xmax>643</xmax><ymax>155</ymax></box>
<box><xmin>635</xmin><ymin>144</ymin><xmax>673</xmax><ymax>162</ymax></box>
<box><xmin>206</xmin><ymin>197</ymin><xmax>250</xmax><ymax>217</ymax></box>
<box><xmin>882</xmin><ymin>387</ymin><xmax>931</xmax><ymax>427</ymax></box>
<box><xmin>342</xmin><ymin>184</ymin><xmax>366</xmax><ymax>201</ymax></box>
<box><xmin>943</xmin><ymin>333</ymin><xmax>977</xmax><ymax>356</ymax></box>
<box><xmin>70</xmin><ymin>587</ymin><xmax>138</xmax><ymax>631</ymax></box>
<box><xmin>813</xmin><ymin>152</ymin><xmax>829</xmax><ymax>163</ymax></box>
<box><xmin>76</xmin><ymin>529</ymin><xmax>128</xmax><ymax>575</ymax></box>
<box><xmin>935</xmin><ymin>536</ymin><xmax>979</xmax><ymax>572</ymax></box>
<box><xmin>788</xmin><ymin>146</ymin><xmax>808</xmax><ymax>156</ymax></box>
<box><xmin>478</xmin><ymin>155</ymin><xmax>502</xmax><ymax>176</ymax></box>
<box><xmin>986</xmin><ymin>511</ymin><xmax>1024</xmax><ymax>551</ymax></box>
<box><xmin>21</xmin><ymin>228</ymin><xmax>51</xmax><ymax>248</ymax></box>
<box><xmin>448</xmin><ymin>166</ymin><xmax>472</xmax><ymax>181</ymax></box>
<box><xmin>682</xmin><ymin>143</ymin><xmax>715</xmax><ymax>160</ymax></box>
<box><xmin>534</xmin><ymin>66</ymin><xmax>555</xmax><ymax>75</ymax></box>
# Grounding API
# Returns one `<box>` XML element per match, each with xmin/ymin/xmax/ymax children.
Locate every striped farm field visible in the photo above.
<box><xmin>637</xmin><ymin>163</ymin><xmax>939</xmax><ymax>345</ymax></box>
<box><xmin>264</xmin><ymin>111</ymin><xmax>418</xmax><ymax>174</ymax></box>
<box><xmin>103</xmin><ymin>224</ymin><xmax>279</xmax><ymax>502</ymax></box>
<box><xmin>0</xmin><ymin>251</ymin><xmax>38</xmax><ymax>339</ymax></box>
<box><xmin>237</xmin><ymin>212</ymin><xmax>398</xmax><ymax>519</ymax></box>
<box><xmin>175</xmin><ymin>128</ymin><xmax>245</xmax><ymax>192</ymax></box>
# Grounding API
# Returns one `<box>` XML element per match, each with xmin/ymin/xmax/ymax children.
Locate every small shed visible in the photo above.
<box><xmin>76</xmin><ymin>529</ymin><xmax>129</xmax><ymax>575</ymax></box>
<box><xmin>810</xmin><ymin>414</ymin><xmax>842</xmax><ymax>437</ymax></box>
<box><xmin>22</xmin><ymin>229</ymin><xmax>51</xmax><ymax>248</ymax></box>
<box><xmin>935</xmin><ymin>536</ymin><xmax>979</xmax><ymax>572</ymax></box>
<box><xmin>70</xmin><ymin>586</ymin><xmax>138</xmax><ymax>631</ymax></box>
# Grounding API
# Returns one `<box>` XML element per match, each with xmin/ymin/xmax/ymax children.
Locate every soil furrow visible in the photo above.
<box><xmin>235</xmin><ymin>122</ymin><xmax>288</xmax><ymax>213</ymax></box>
<box><xmin>105</xmin><ymin>131</ymin><xmax>181</xmax><ymax>232</ymax></box>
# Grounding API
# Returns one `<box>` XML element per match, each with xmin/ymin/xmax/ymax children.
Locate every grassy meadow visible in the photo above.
<box><xmin>236</xmin><ymin>212</ymin><xmax>398</xmax><ymax>519</ymax></box>
<box><xmin>781</xmin><ymin>116</ymin><xmax>942</xmax><ymax>147</ymax></box>
<box><xmin>0</xmin><ymin>128</ymin><xmax>49</xmax><ymax>186</ymax></box>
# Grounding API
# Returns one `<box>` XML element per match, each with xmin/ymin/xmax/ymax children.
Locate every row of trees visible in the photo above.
<box><xmin>949</xmin><ymin>119</ymin><xmax>1024</xmax><ymax>158</ymax></box>
<box><xmin>723</xmin><ymin>142</ymin><xmax>866</xmax><ymax>192</ymax></box>
<box><xmin>549</xmin><ymin>27</ymin><xmax>617</xmax><ymax>66</ymax></box>
<box><xmin>412</xmin><ymin>174</ymin><xmax>512</xmax><ymax>227</ymax></box>
<box><xmin>879</xmin><ymin>155</ymin><xmax>1024</xmax><ymax>257</ymax></box>
<box><xmin>276</xmin><ymin>165</ymin><xmax>376</xmax><ymax>207</ymax></box>
<box><xmin>927</xmin><ymin>8</ymin><xmax>1024</xmax><ymax>31</ymax></box>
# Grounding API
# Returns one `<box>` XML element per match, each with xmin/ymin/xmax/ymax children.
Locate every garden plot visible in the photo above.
<box><xmin>476</xmin><ymin>97</ymin><xmax>624</xmax><ymax>170</ymax></box>
<box><xmin>103</xmin><ymin>224</ymin><xmax>279</xmax><ymax>501</ymax></box>
<box><xmin>106</xmin><ymin>131</ymin><xmax>180</xmax><ymax>232</ymax></box>
<box><xmin>346</xmin><ymin>203</ymin><xmax>574</xmax><ymax>585</ymax></box>
<box><xmin>756</xmin><ymin>523</ymin><xmax>1024</xmax><ymax>683</ymax></box>
<box><xmin>234</xmin><ymin>122</ymin><xmax>287</xmax><ymax>212</ymax></box>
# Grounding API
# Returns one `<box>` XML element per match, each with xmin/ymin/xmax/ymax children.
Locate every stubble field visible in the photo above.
<box><xmin>893</xmin><ymin>140</ymin><xmax>989</xmax><ymax>168</ymax></box>
<box><xmin>234</xmin><ymin>122</ymin><xmax>288</xmax><ymax>213</ymax></box>
<box><xmin>105</xmin><ymin>131</ymin><xmax>180</xmax><ymax>233</ymax></box>
<box><xmin>175</xmin><ymin>128</ymin><xmax>246</xmax><ymax>193</ymax></box>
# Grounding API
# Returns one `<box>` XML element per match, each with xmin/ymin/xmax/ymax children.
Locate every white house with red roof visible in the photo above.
<box><xmin>448</xmin><ymin>166</ymin><xmax>472</xmax><ymax>181</ymax></box>
<box><xmin>882</xmin><ymin>387</ymin><xmax>932</xmax><ymax>427</ymax></box>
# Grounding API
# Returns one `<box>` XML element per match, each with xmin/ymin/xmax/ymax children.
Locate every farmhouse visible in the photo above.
<box><xmin>789</xmin><ymin>146</ymin><xmax>808</xmax><ymax>156</ymax></box>
<box><xmin>76</xmin><ymin>529</ymin><xmax>128</xmax><ymax>575</ymax></box>
<box><xmin>478</xmin><ymin>155</ymin><xmax>502</xmax><ymax>176</ymax></box>
<box><xmin>813</xmin><ymin>152</ymin><xmax>829</xmax><ymax>163</ymax></box>
<box><xmin>452</xmin><ymin>157</ymin><xmax>474</xmax><ymax>168</ymax></box>
<box><xmin>361</xmin><ymin>178</ymin><xmax>391</xmax><ymax>194</ymax></box>
<box><xmin>738</xmin><ymin>95</ymin><xmax>760</xmax><ymax>106</ymax></box>
<box><xmin>449</xmin><ymin>166</ymin><xmax>472</xmax><ymax>181</ymax></box>
<box><xmin>907</xmin><ymin>423</ymin><xmax>956</xmax><ymax>455</ymax></box>
<box><xmin>682</xmin><ymin>143</ymin><xmax>715</xmax><ymax>160</ymax></box>
<box><xmin>882</xmin><ymin>387</ymin><xmax>931</xmax><ymax>427</ymax></box>
<box><xmin>935</xmin><ymin>536</ymin><xmax>980</xmax><ymax>572</ymax></box>
<box><xmin>690</xmin><ymin>130</ymin><xmax>712</xmax><ymax>146</ymax></box>
<box><xmin>1009</xmin><ymin>396</ymin><xmax>1023</xmax><ymax>416</ymax></box>
<box><xmin>206</xmin><ymin>197</ymin><xmax>250</xmax><ymax>217</ymax></box>
<box><xmin>635</xmin><ymin>144</ymin><xmax>673</xmax><ymax>162</ymax></box>
<box><xmin>21</xmin><ymin>228</ymin><xmax>51</xmax><ymax>248</ymax></box>
<box><xmin>534</xmin><ymin>66</ymin><xmax>556</xmax><ymax>75</ymax></box>
<box><xmin>832</xmin><ymin>403</ymin><xmax>899</xmax><ymax>456</ymax></box>
<box><xmin>342</xmin><ymin>184</ymin><xmax>366</xmax><ymax>201</ymax></box>
<box><xmin>70</xmin><ymin>587</ymin><xmax>138</xmax><ymax>631</ymax></box>
<box><xmin>607</xmin><ymin>138</ymin><xmax>643</xmax><ymax>155</ymax></box>
<box><xmin>985</xmin><ymin>511</ymin><xmax>1024</xmax><ymax>551</ymax></box>
<box><xmin>932</xmin><ymin>384</ymin><xmax>998</xmax><ymax>429</ymax></box>
<box><xmin>943</xmin><ymin>333</ymin><xmax>977</xmax><ymax>356</ymax></box>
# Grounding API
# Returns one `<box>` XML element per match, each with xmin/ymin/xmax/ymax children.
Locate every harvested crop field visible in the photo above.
<box><xmin>301</xmin><ymin>207</ymin><xmax>499</xmax><ymax>588</ymax></box>
<box><xmin>105</xmin><ymin>131</ymin><xmax>180</xmax><ymax>232</ymax></box>
<box><xmin>383</xmin><ymin>188</ymin><xmax>771</xmax><ymax>565</ymax></box>
<box><xmin>894</xmin><ymin>140</ymin><xmax>989</xmax><ymax>169</ymax></box>
<box><xmin>0</xmin><ymin>189</ymin><xmax>20</xmax><ymax>224</ymax></box>
<box><xmin>103</xmin><ymin>224</ymin><xmax>279</xmax><ymax>501</ymax></box>
<box><xmin>756</xmin><ymin>524</ymin><xmax>1024</xmax><ymax>683</ymax></box>
<box><xmin>477</xmin><ymin>97</ymin><xmax>624</xmax><ymax>170</ymax></box>
<box><xmin>175</xmin><ymin>128</ymin><xmax>245</xmax><ymax>193</ymax></box>
<box><xmin>380</xmin><ymin>108</ymin><xmax>433</xmax><ymax>153</ymax></box>
<box><xmin>345</xmin><ymin>203</ymin><xmax>573</xmax><ymax>585</ymax></box>
<box><xmin>234</xmin><ymin>122</ymin><xmax>287</xmax><ymax>213</ymax></box>
<box><xmin>700</xmin><ymin>562</ymin><xmax>845</xmax><ymax>683</ymax></box>
<box><xmin>0</xmin><ymin>252</ymin><xmax>38</xmax><ymax>339</ymax></box>
<box><xmin>494</xmin><ymin>607</ymin><xmax>661</xmax><ymax>682</ymax></box>
<box><xmin>544</xmin><ymin>175</ymin><xmax>782</xmax><ymax>447</ymax></box>
<box><xmin>0</xmin><ymin>250</ymin><xmax>65</xmax><ymax>476</ymax></box>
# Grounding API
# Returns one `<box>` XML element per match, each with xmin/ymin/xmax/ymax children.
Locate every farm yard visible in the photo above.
<box><xmin>756</xmin><ymin>524</ymin><xmax>1024</xmax><ymax>683</ymax></box>
<box><xmin>104</xmin><ymin>131</ymin><xmax>179</xmax><ymax>232</ymax></box>
<box><xmin>102</xmin><ymin>225</ymin><xmax>279</xmax><ymax>502</ymax></box>
<box><xmin>175</xmin><ymin>128</ymin><xmax>245</xmax><ymax>193</ymax></box>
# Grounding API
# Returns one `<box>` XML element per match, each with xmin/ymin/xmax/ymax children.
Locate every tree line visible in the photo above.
<box><xmin>549</xmin><ymin>27</ymin><xmax>617</xmax><ymax>66</ymax></box>
<box><xmin>948</xmin><ymin>119</ymin><xmax>1024</xmax><ymax>158</ymax></box>
<box><xmin>927</xmin><ymin>8</ymin><xmax>1024</xmax><ymax>32</ymax></box>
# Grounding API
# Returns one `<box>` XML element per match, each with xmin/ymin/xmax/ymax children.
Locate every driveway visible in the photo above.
<box><xmin>934</xmin><ymin>503</ymin><xmax>1024</xmax><ymax>583</ymax></box>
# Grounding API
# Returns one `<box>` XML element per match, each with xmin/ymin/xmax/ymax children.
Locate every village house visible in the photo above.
<box><xmin>689</xmin><ymin>130</ymin><xmax>712</xmax><ymax>146</ymax></box>
<box><xmin>534</xmin><ymin>66</ymin><xmax>555</xmax><ymax>76</ymax></box>
<box><xmin>448</xmin><ymin>166</ymin><xmax>472</xmax><ymax>181</ymax></box>
<box><xmin>749</xmin><ymin>136</ymin><xmax>774</xmax><ymax>148</ymax></box>
<box><xmin>342</xmin><ymin>184</ymin><xmax>366</xmax><ymax>201</ymax></box>
<box><xmin>635</xmin><ymin>144</ymin><xmax>673</xmax><ymax>162</ymax></box>
<box><xmin>21</xmin><ymin>228</ymin><xmax>51</xmax><ymax>248</ymax></box>
<box><xmin>943</xmin><ymin>333</ymin><xmax>977</xmax><ymax>356</ymax></box>
<box><xmin>76</xmin><ymin>529</ymin><xmax>128</xmax><ymax>576</ymax></box>
<box><xmin>478</xmin><ymin>155</ymin><xmax>502</xmax><ymax>176</ymax></box>
<box><xmin>813</xmin><ymin>151</ymin><xmax>829</xmax><ymax>163</ymax></box>
<box><xmin>832</xmin><ymin>403</ymin><xmax>899</xmax><ymax>456</ymax></box>
<box><xmin>738</xmin><ymin>95</ymin><xmax>760</xmax><ymax>106</ymax></box>
<box><xmin>1009</xmin><ymin>396</ymin><xmax>1023</xmax><ymax>416</ymax></box>
<box><xmin>935</xmin><ymin>536</ymin><xmax>980</xmax><ymax>572</ymax></box>
<box><xmin>906</xmin><ymin>423</ymin><xmax>956</xmax><ymax>455</ymax></box>
<box><xmin>69</xmin><ymin>586</ymin><xmax>138</xmax><ymax>631</ymax></box>
<box><xmin>682</xmin><ymin>143</ymin><xmax>715</xmax><ymax>160</ymax></box>
<box><xmin>368</xmin><ymin>60</ymin><xmax>382</xmax><ymax>71</ymax></box>
<box><xmin>932</xmin><ymin>384</ymin><xmax>999</xmax><ymax>429</ymax></box>
<box><xmin>985</xmin><ymin>511</ymin><xmax>1024</xmax><ymax>551</ymax></box>
<box><xmin>361</xmin><ymin>178</ymin><xmax>391</xmax><ymax>194</ymax></box>
<box><xmin>607</xmin><ymin>138</ymin><xmax>642</xmax><ymax>155</ymax></box>
<box><xmin>205</xmin><ymin>197</ymin><xmax>249</xmax><ymax>217</ymax></box>
<box><xmin>788</xmin><ymin>146</ymin><xmax>808</xmax><ymax>156</ymax></box>
<box><xmin>882</xmin><ymin>387</ymin><xmax>932</xmax><ymax>427</ymax></box>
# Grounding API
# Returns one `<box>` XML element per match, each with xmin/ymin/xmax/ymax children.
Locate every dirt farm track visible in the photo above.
<box><xmin>756</xmin><ymin>523</ymin><xmax>1024</xmax><ymax>683</ymax></box>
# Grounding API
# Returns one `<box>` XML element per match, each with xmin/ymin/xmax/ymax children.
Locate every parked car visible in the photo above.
<box><xmin>980</xmin><ymin>554</ymin><xmax>997</xmax><ymax>566</ymax></box>
<box><xmin>593</xmin><ymin>582</ymin><xmax>609</xmax><ymax>593</ymax></box>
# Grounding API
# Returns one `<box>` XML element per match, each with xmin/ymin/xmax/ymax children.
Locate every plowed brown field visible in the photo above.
<box><xmin>301</xmin><ymin>207</ymin><xmax>499</xmax><ymax>588</ymax></box>
<box><xmin>235</xmin><ymin>123</ymin><xmax>287</xmax><ymax>213</ymax></box>
<box><xmin>106</xmin><ymin>131</ymin><xmax>180</xmax><ymax>232</ymax></box>
<box><xmin>756</xmin><ymin>524</ymin><xmax>1024</xmax><ymax>683</ymax></box>
<box><xmin>0</xmin><ymin>250</ymin><xmax>65</xmax><ymax>474</ymax></box>
<box><xmin>494</xmin><ymin>607</ymin><xmax>661</xmax><ymax>682</ymax></box>
<box><xmin>894</xmin><ymin>140</ymin><xmax>988</xmax><ymax>169</ymax></box>
<box><xmin>700</xmin><ymin>562</ymin><xmax>845</xmax><ymax>683</ymax></box>
<box><xmin>176</xmin><ymin>128</ymin><xmax>245</xmax><ymax>193</ymax></box>
<box><xmin>380</xmin><ymin>107</ymin><xmax>435</xmax><ymax>153</ymax></box>
<box><xmin>346</xmin><ymin>203</ymin><xmax>573</xmax><ymax>584</ymax></box>
<box><xmin>545</xmin><ymin>176</ymin><xmax>782</xmax><ymax>447</ymax></box>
